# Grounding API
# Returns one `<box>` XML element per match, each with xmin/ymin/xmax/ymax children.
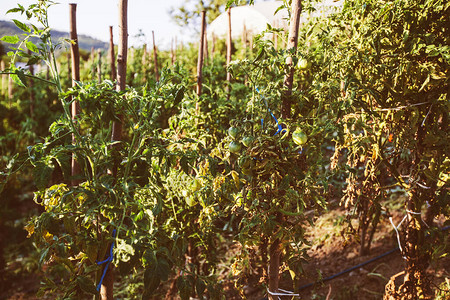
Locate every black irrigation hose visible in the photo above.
<box><xmin>297</xmin><ymin>225</ymin><xmax>450</xmax><ymax>291</ymax></box>
<box><xmin>297</xmin><ymin>247</ymin><xmax>400</xmax><ymax>291</ymax></box>
<box><xmin>260</xmin><ymin>225</ymin><xmax>450</xmax><ymax>299</ymax></box>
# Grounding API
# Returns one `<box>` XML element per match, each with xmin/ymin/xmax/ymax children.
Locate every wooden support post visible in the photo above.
<box><xmin>280</xmin><ymin>0</ymin><xmax>301</xmax><ymax>120</ymax></box>
<box><xmin>69</xmin><ymin>3</ymin><xmax>81</xmax><ymax>186</ymax></box>
<box><xmin>196</xmin><ymin>10</ymin><xmax>206</xmax><ymax>100</ymax></box>
<box><xmin>112</xmin><ymin>0</ymin><xmax>127</xmax><ymax>141</ymax></box>
<box><xmin>152</xmin><ymin>31</ymin><xmax>159</xmax><ymax>82</ymax></box>
<box><xmin>0</xmin><ymin>59</ymin><xmax>5</xmax><ymax>96</ymax></box>
<box><xmin>226</xmin><ymin>7</ymin><xmax>232</xmax><ymax>100</ymax></box>
<box><xmin>268</xmin><ymin>3</ymin><xmax>302</xmax><ymax>299</ymax></box>
<box><xmin>109</xmin><ymin>26</ymin><xmax>116</xmax><ymax>82</ymax></box>
<box><xmin>28</xmin><ymin>50</ymin><xmax>35</xmax><ymax>118</ymax></box>
<box><xmin>97</xmin><ymin>49</ymin><xmax>102</xmax><ymax>83</ymax></box>
<box><xmin>102</xmin><ymin>2</ymin><xmax>127</xmax><ymax>300</ymax></box>
<box><xmin>8</xmin><ymin>64</ymin><xmax>13</xmax><ymax>105</ymax></box>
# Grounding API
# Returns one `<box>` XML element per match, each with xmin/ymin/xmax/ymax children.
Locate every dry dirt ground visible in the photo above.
<box><xmin>3</xmin><ymin>205</ymin><xmax>449</xmax><ymax>300</ymax></box>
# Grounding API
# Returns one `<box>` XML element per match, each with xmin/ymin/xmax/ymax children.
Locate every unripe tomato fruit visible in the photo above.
<box><xmin>293</xmin><ymin>129</ymin><xmax>308</xmax><ymax>145</ymax></box>
<box><xmin>229</xmin><ymin>141</ymin><xmax>242</xmax><ymax>153</ymax></box>
<box><xmin>297</xmin><ymin>58</ymin><xmax>311</xmax><ymax>70</ymax></box>
<box><xmin>191</xmin><ymin>178</ymin><xmax>201</xmax><ymax>192</ymax></box>
<box><xmin>242</xmin><ymin>136</ymin><xmax>254</xmax><ymax>147</ymax></box>
<box><xmin>228</xmin><ymin>127</ymin><xmax>239</xmax><ymax>139</ymax></box>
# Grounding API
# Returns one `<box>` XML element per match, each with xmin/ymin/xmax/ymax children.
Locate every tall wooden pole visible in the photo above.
<box><xmin>280</xmin><ymin>0</ymin><xmax>301</xmax><ymax>120</ymax></box>
<box><xmin>226</xmin><ymin>8</ymin><xmax>232</xmax><ymax>100</ymax></box>
<box><xmin>152</xmin><ymin>31</ymin><xmax>159</xmax><ymax>82</ymax></box>
<box><xmin>268</xmin><ymin>3</ymin><xmax>302</xmax><ymax>300</ymax></box>
<box><xmin>69</xmin><ymin>3</ymin><xmax>81</xmax><ymax>186</ymax></box>
<box><xmin>8</xmin><ymin>64</ymin><xmax>13</xmax><ymax>106</ymax></box>
<box><xmin>0</xmin><ymin>59</ymin><xmax>5</xmax><ymax>96</ymax></box>
<box><xmin>28</xmin><ymin>50</ymin><xmax>35</xmax><ymax>118</ymax></box>
<box><xmin>102</xmin><ymin>3</ymin><xmax>127</xmax><ymax>299</ymax></box>
<box><xmin>109</xmin><ymin>26</ymin><xmax>116</xmax><ymax>82</ymax></box>
<box><xmin>196</xmin><ymin>10</ymin><xmax>206</xmax><ymax>100</ymax></box>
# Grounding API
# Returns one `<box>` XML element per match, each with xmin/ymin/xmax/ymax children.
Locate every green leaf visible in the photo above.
<box><xmin>10</xmin><ymin>68</ymin><xmax>28</xmax><ymax>87</ymax></box>
<box><xmin>177</xmin><ymin>275</ymin><xmax>195</xmax><ymax>300</ymax></box>
<box><xmin>39</xmin><ymin>247</ymin><xmax>49</xmax><ymax>266</ymax></box>
<box><xmin>1</xmin><ymin>35</ymin><xmax>20</xmax><ymax>44</ymax></box>
<box><xmin>13</xmin><ymin>19</ymin><xmax>30</xmax><ymax>32</ymax></box>
<box><xmin>143</xmin><ymin>267</ymin><xmax>161</xmax><ymax>296</ymax></box>
<box><xmin>76</xmin><ymin>276</ymin><xmax>98</xmax><ymax>295</ymax></box>
<box><xmin>26</xmin><ymin>41</ymin><xmax>39</xmax><ymax>53</ymax></box>
<box><xmin>10</xmin><ymin>73</ymin><xmax>25</xmax><ymax>87</ymax></box>
<box><xmin>6</xmin><ymin>8</ymin><xmax>23</xmax><ymax>14</ymax></box>
<box><xmin>33</xmin><ymin>162</ymin><xmax>54</xmax><ymax>190</ymax></box>
<box><xmin>195</xmin><ymin>279</ymin><xmax>206</xmax><ymax>298</ymax></box>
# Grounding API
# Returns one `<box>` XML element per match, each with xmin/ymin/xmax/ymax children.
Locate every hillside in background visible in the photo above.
<box><xmin>0</xmin><ymin>20</ymin><xmax>109</xmax><ymax>52</ymax></box>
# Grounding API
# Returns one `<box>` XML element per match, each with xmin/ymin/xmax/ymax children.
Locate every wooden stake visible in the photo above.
<box><xmin>152</xmin><ymin>31</ymin><xmax>159</xmax><ymax>82</ymax></box>
<box><xmin>0</xmin><ymin>59</ymin><xmax>5</xmax><ymax>96</ymax></box>
<box><xmin>8</xmin><ymin>63</ymin><xmax>13</xmax><ymax>105</ymax></box>
<box><xmin>268</xmin><ymin>2</ymin><xmax>302</xmax><ymax>299</ymax></box>
<box><xmin>69</xmin><ymin>3</ymin><xmax>81</xmax><ymax>186</ymax></box>
<box><xmin>28</xmin><ymin>50</ymin><xmax>35</xmax><ymax>117</ymax></box>
<box><xmin>196</xmin><ymin>10</ymin><xmax>206</xmax><ymax>99</ymax></box>
<box><xmin>226</xmin><ymin>7</ymin><xmax>232</xmax><ymax>100</ymax></box>
<box><xmin>280</xmin><ymin>0</ymin><xmax>301</xmax><ymax>120</ymax></box>
<box><xmin>109</xmin><ymin>26</ymin><xmax>116</xmax><ymax>81</ymax></box>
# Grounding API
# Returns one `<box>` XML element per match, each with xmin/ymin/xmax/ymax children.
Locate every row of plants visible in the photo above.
<box><xmin>0</xmin><ymin>0</ymin><xmax>448</xmax><ymax>299</ymax></box>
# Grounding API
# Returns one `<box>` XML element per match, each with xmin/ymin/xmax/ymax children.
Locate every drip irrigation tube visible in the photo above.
<box><xmin>260</xmin><ymin>225</ymin><xmax>450</xmax><ymax>299</ymax></box>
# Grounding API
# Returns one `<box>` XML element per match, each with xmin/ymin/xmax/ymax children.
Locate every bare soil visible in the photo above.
<box><xmin>3</xmin><ymin>205</ymin><xmax>449</xmax><ymax>300</ymax></box>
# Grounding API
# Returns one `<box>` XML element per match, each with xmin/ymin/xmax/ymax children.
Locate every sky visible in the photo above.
<box><xmin>0</xmin><ymin>0</ymin><xmax>190</xmax><ymax>50</ymax></box>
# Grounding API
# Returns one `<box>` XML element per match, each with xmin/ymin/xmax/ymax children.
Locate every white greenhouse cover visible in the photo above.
<box><xmin>208</xmin><ymin>0</ymin><xmax>343</xmax><ymax>40</ymax></box>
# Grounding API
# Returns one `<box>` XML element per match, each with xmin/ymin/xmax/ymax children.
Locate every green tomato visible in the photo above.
<box><xmin>238</xmin><ymin>156</ymin><xmax>251</xmax><ymax>169</ymax></box>
<box><xmin>293</xmin><ymin>129</ymin><xmax>308</xmax><ymax>145</ymax></box>
<box><xmin>242</xmin><ymin>136</ymin><xmax>255</xmax><ymax>147</ymax></box>
<box><xmin>297</xmin><ymin>58</ymin><xmax>311</xmax><ymax>70</ymax></box>
<box><xmin>191</xmin><ymin>178</ymin><xmax>202</xmax><ymax>192</ymax></box>
<box><xmin>185</xmin><ymin>196</ymin><xmax>196</xmax><ymax>207</ymax></box>
<box><xmin>228</xmin><ymin>127</ymin><xmax>239</xmax><ymax>139</ymax></box>
<box><xmin>229</xmin><ymin>141</ymin><xmax>242</xmax><ymax>153</ymax></box>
